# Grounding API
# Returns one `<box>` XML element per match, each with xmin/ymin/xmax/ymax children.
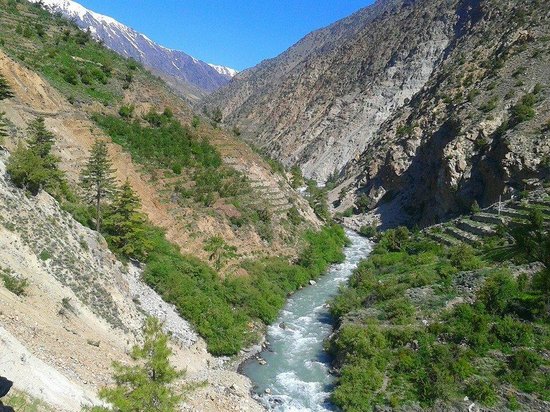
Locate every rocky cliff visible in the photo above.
<box><xmin>338</xmin><ymin>0</ymin><xmax>550</xmax><ymax>227</ymax></box>
<box><xmin>204</xmin><ymin>0</ymin><xmax>458</xmax><ymax>182</ymax></box>
<box><xmin>206</xmin><ymin>0</ymin><xmax>550</xmax><ymax>227</ymax></box>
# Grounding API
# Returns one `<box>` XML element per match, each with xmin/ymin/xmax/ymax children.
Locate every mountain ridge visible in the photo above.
<box><xmin>205</xmin><ymin>0</ymin><xmax>550</xmax><ymax>228</ymax></box>
<box><xmin>29</xmin><ymin>0</ymin><xmax>237</xmax><ymax>99</ymax></box>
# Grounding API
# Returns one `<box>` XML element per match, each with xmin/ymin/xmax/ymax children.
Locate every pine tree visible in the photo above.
<box><xmin>93</xmin><ymin>317</ymin><xmax>182</xmax><ymax>412</ymax></box>
<box><xmin>0</xmin><ymin>112</ymin><xmax>9</xmax><ymax>147</ymax></box>
<box><xmin>80</xmin><ymin>139</ymin><xmax>117</xmax><ymax>232</ymax></box>
<box><xmin>6</xmin><ymin>117</ymin><xmax>66</xmax><ymax>196</ymax></box>
<box><xmin>27</xmin><ymin>117</ymin><xmax>54</xmax><ymax>158</ymax></box>
<box><xmin>0</xmin><ymin>74</ymin><xmax>14</xmax><ymax>100</ymax></box>
<box><xmin>104</xmin><ymin>179</ymin><xmax>152</xmax><ymax>260</ymax></box>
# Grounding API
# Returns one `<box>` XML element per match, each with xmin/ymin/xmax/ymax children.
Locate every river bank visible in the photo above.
<box><xmin>239</xmin><ymin>230</ymin><xmax>372</xmax><ymax>411</ymax></box>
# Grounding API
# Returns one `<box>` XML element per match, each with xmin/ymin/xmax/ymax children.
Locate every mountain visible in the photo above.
<box><xmin>204</xmin><ymin>0</ymin><xmax>449</xmax><ymax>182</ymax></box>
<box><xmin>0</xmin><ymin>1</ymin><xmax>329</xmax><ymax>408</ymax></box>
<box><xmin>205</xmin><ymin>0</ymin><xmax>550</xmax><ymax>227</ymax></box>
<box><xmin>30</xmin><ymin>0</ymin><xmax>237</xmax><ymax>100</ymax></box>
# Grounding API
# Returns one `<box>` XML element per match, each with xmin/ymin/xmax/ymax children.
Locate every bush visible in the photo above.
<box><xmin>510</xmin><ymin>94</ymin><xmax>536</xmax><ymax>126</ymax></box>
<box><xmin>478</xmin><ymin>270</ymin><xmax>518</xmax><ymax>315</ymax></box>
<box><xmin>448</xmin><ymin>244</ymin><xmax>483</xmax><ymax>271</ymax></box>
<box><xmin>378</xmin><ymin>226</ymin><xmax>410</xmax><ymax>252</ymax></box>
<box><xmin>466</xmin><ymin>377</ymin><xmax>497</xmax><ymax>405</ymax></box>
<box><xmin>382</xmin><ymin>298</ymin><xmax>415</xmax><ymax>324</ymax></box>
<box><xmin>6</xmin><ymin>144</ymin><xmax>66</xmax><ymax>196</ymax></box>
<box><xmin>1</xmin><ymin>272</ymin><xmax>28</xmax><ymax>296</ymax></box>
<box><xmin>359</xmin><ymin>224</ymin><xmax>377</xmax><ymax>238</ymax></box>
<box><xmin>118</xmin><ymin>104</ymin><xmax>134</xmax><ymax>119</ymax></box>
<box><xmin>509</xmin><ymin>350</ymin><xmax>541</xmax><ymax>378</ymax></box>
<box><xmin>492</xmin><ymin>315</ymin><xmax>534</xmax><ymax>347</ymax></box>
<box><xmin>332</xmin><ymin>359</ymin><xmax>384</xmax><ymax>411</ymax></box>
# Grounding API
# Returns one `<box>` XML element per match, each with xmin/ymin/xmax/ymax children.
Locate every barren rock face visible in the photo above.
<box><xmin>339</xmin><ymin>0</ymin><xmax>550</xmax><ymax>226</ymax></box>
<box><xmin>205</xmin><ymin>0</ymin><xmax>460</xmax><ymax>183</ymax></box>
<box><xmin>207</xmin><ymin>0</ymin><xmax>550</xmax><ymax>226</ymax></box>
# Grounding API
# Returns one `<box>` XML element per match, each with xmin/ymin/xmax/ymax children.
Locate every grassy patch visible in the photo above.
<box><xmin>1</xmin><ymin>268</ymin><xmax>28</xmax><ymax>296</ymax></box>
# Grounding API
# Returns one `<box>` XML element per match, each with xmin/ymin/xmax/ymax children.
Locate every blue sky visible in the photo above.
<box><xmin>77</xmin><ymin>0</ymin><xmax>374</xmax><ymax>71</ymax></box>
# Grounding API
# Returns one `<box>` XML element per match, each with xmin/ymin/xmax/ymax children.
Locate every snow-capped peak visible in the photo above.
<box><xmin>208</xmin><ymin>64</ymin><xmax>239</xmax><ymax>78</ymax></box>
<box><xmin>30</xmin><ymin>0</ymin><xmax>119</xmax><ymax>27</ymax></box>
<box><xmin>28</xmin><ymin>0</ymin><xmax>235</xmax><ymax>94</ymax></box>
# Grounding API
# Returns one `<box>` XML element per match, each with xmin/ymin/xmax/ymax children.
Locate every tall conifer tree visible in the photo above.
<box><xmin>80</xmin><ymin>139</ymin><xmax>117</xmax><ymax>232</ymax></box>
<box><xmin>92</xmin><ymin>317</ymin><xmax>182</xmax><ymax>412</ymax></box>
<box><xmin>27</xmin><ymin>117</ymin><xmax>54</xmax><ymax>158</ymax></box>
<box><xmin>0</xmin><ymin>74</ymin><xmax>14</xmax><ymax>100</ymax></box>
<box><xmin>104</xmin><ymin>179</ymin><xmax>151</xmax><ymax>260</ymax></box>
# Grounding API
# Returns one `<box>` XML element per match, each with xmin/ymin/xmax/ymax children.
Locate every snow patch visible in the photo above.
<box><xmin>208</xmin><ymin>63</ymin><xmax>239</xmax><ymax>77</ymax></box>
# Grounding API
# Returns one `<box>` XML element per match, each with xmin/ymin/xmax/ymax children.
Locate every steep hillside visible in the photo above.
<box><xmin>204</xmin><ymin>0</ymin><xmax>457</xmax><ymax>182</ymax></box>
<box><xmin>0</xmin><ymin>0</ymin><xmax>319</xmax><ymax>274</ymax></box>
<box><xmin>206</xmin><ymin>0</ymin><xmax>550</xmax><ymax>229</ymax></box>
<box><xmin>0</xmin><ymin>152</ymin><xmax>262</xmax><ymax>412</ymax></box>
<box><xmin>337</xmin><ymin>0</ymin><xmax>550</xmax><ymax>228</ymax></box>
<box><xmin>28</xmin><ymin>0</ymin><xmax>236</xmax><ymax>100</ymax></box>
<box><xmin>329</xmin><ymin>190</ymin><xmax>550</xmax><ymax>411</ymax></box>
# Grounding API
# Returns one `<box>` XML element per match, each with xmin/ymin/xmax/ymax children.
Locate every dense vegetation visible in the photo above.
<box><xmin>329</xmin><ymin>218</ymin><xmax>550</xmax><ymax>411</ymax></box>
<box><xmin>145</xmin><ymin>223</ymin><xmax>347</xmax><ymax>355</ymax></box>
<box><xmin>93</xmin><ymin>113</ymin><xmax>221</xmax><ymax>172</ymax></box>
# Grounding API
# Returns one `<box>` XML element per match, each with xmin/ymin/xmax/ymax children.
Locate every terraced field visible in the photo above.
<box><xmin>426</xmin><ymin>187</ymin><xmax>550</xmax><ymax>247</ymax></box>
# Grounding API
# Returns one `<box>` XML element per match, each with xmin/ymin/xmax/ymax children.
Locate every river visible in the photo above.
<box><xmin>242</xmin><ymin>230</ymin><xmax>373</xmax><ymax>411</ymax></box>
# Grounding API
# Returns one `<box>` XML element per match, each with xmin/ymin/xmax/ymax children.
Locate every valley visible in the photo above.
<box><xmin>0</xmin><ymin>0</ymin><xmax>549</xmax><ymax>411</ymax></box>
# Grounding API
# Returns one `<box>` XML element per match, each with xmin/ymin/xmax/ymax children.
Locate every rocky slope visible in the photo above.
<box><xmin>0</xmin><ymin>152</ymin><xmax>262</xmax><ymax>412</ymax></box>
<box><xmin>29</xmin><ymin>0</ymin><xmax>236</xmax><ymax>100</ymax></box>
<box><xmin>337</xmin><ymin>0</ymin><xmax>550</xmax><ymax>228</ymax></box>
<box><xmin>206</xmin><ymin>0</ymin><xmax>550</xmax><ymax>228</ymax></box>
<box><xmin>204</xmin><ymin>0</ymin><xmax>457</xmax><ymax>182</ymax></box>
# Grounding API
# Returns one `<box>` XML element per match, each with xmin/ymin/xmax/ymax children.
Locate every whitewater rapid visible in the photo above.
<box><xmin>242</xmin><ymin>230</ymin><xmax>373</xmax><ymax>411</ymax></box>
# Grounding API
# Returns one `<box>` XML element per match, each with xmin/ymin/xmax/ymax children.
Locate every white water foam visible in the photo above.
<box><xmin>243</xmin><ymin>230</ymin><xmax>373</xmax><ymax>411</ymax></box>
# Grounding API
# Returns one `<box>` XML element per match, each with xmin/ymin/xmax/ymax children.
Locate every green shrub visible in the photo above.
<box><xmin>510</xmin><ymin>94</ymin><xmax>536</xmax><ymax>126</ymax></box>
<box><xmin>448</xmin><ymin>244</ymin><xmax>483</xmax><ymax>271</ymax></box>
<box><xmin>1</xmin><ymin>272</ymin><xmax>28</xmax><ymax>296</ymax></box>
<box><xmin>378</xmin><ymin>226</ymin><xmax>410</xmax><ymax>252</ymax></box>
<box><xmin>7</xmin><ymin>144</ymin><xmax>67</xmax><ymax>197</ymax></box>
<box><xmin>509</xmin><ymin>350</ymin><xmax>541</xmax><ymax>378</ymax></box>
<box><xmin>118</xmin><ymin>104</ymin><xmax>134</xmax><ymax>119</ymax></box>
<box><xmin>492</xmin><ymin>315</ymin><xmax>534</xmax><ymax>347</ymax></box>
<box><xmin>39</xmin><ymin>249</ymin><xmax>52</xmax><ymax>261</ymax></box>
<box><xmin>359</xmin><ymin>224</ymin><xmax>377</xmax><ymax>238</ymax></box>
<box><xmin>332</xmin><ymin>359</ymin><xmax>384</xmax><ymax>411</ymax></box>
<box><xmin>466</xmin><ymin>377</ymin><xmax>497</xmax><ymax>405</ymax></box>
<box><xmin>478</xmin><ymin>270</ymin><xmax>518</xmax><ymax>315</ymax></box>
<box><xmin>382</xmin><ymin>298</ymin><xmax>415</xmax><ymax>324</ymax></box>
